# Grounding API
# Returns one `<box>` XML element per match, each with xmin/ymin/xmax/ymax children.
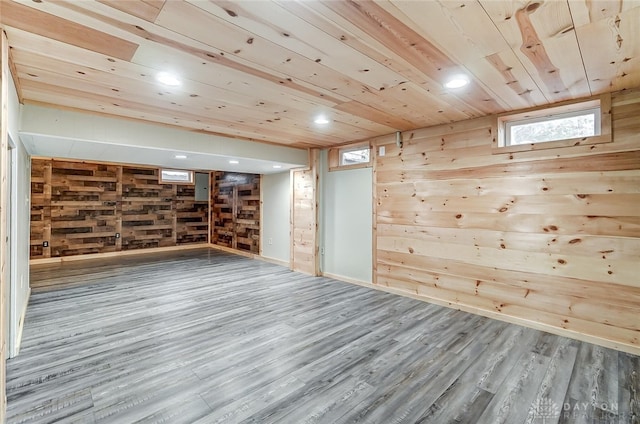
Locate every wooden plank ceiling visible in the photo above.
<box><xmin>2</xmin><ymin>0</ymin><xmax>639</xmax><ymax>148</ymax></box>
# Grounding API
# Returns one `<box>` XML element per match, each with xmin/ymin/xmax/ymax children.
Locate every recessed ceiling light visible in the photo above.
<box><xmin>157</xmin><ymin>72</ymin><xmax>181</xmax><ymax>86</ymax></box>
<box><xmin>272</xmin><ymin>165</ymin><xmax>282</xmax><ymax>169</ymax></box>
<box><xmin>444</xmin><ymin>75</ymin><xmax>470</xmax><ymax>89</ymax></box>
<box><xmin>229</xmin><ymin>160</ymin><xmax>239</xmax><ymax>164</ymax></box>
<box><xmin>314</xmin><ymin>115</ymin><xmax>330</xmax><ymax>125</ymax></box>
<box><xmin>175</xmin><ymin>154</ymin><xmax>187</xmax><ymax>159</ymax></box>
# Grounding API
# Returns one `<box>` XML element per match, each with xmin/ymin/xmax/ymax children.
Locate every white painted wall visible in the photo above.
<box><xmin>319</xmin><ymin>150</ymin><xmax>372</xmax><ymax>283</ymax></box>
<box><xmin>7</xmin><ymin>73</ymin><xmax>30</xmax><ymax>357</ymax></box>
<box><xmin>261</xmin><ymin>172</ymin><xmax>290</xmax><ymax>265</ymax></box>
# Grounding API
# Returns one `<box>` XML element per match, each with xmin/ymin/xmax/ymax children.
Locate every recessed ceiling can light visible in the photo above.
<box><xmin>272</xmin><ymin>165</ymin><xmax>282</xmax><ymax>169</ymax></box>
<box><xmin>229</xmin><ymin>160</ymin><xmax>239</xmax><ymax>164</ymax></box>
<box><xmin>444</xmin><ymin>75</ymin><xmax>470</xmax><ymax>89</ymax></box>
<box><xmin>157</xmin><ymin>72</ymin><xmax>181</xmax><ymax>86</ymax></box>
<box><xmin>175</xmin><ymin>154</ymin><xmax>187</xmax><ymax>159</ymax></box>
<box><xmin>314</xmin><ymin>115</ymin><xmax>330</xmax><ymax>125</ymax></box>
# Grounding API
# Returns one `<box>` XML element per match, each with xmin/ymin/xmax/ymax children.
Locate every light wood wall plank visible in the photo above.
<box><xmin>374</xmin><ymin>88</ymin><xmax>640</xmax><ymax>354</ymax></box>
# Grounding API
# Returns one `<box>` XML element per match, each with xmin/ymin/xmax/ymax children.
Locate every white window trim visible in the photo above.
<box><xmin>328</xmin><ymin>141</ymin><xmax>372</xmax><ymax>171</ymax></box>
<box><xmin>504</xmin><ymin>106</ymin><xmax>600</xmax><ymax>146</ymax></box>
<box><xmin>493</xmin><ymin>93</ymin><xmax>612</xmax><ymax>154</ymax></box>
<box><xmin>159</xmin><ymin>168</ymin><xmax>194</xmax><ymax>184</ymax></box>
<box><xmin>339</xmin><ymin>145</ymin><xmax>370</xmax><ymax>166</ymax></box>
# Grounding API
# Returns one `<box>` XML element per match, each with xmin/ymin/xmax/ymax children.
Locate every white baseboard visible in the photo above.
<box><xmin>209</xmin><ymin>244</ymin><xmax>290</xmax><ymax>268</ymax></box>
<box><xmin>321</xmin><ymin>272</ymin><xmax>371</xmax><ymax>287</ymax></box>
<box><xmin>258</xmin><ymin>255</ymin><xmax>290</xmax><ymax>268</ymax></box>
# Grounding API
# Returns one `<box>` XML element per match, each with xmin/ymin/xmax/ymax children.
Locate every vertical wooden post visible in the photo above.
<box><xmin>259</xmin><ymin>175</ymin><xmax>263</xmax><ymax>257</ymax></box>
<box><xmin>207</xmin><ymin>172</ymin><xmax>212</xmax><ymax>245</ymax></box>
<box><xmin>370</xmin><ymin>138</ymin><xmax>379</xmax><ymax>285</ymax></box>
<box><xmin>232</xmin><ymin>185</ymin><xmax>238</xmax><ymax>250</ymax></box>
<box><xmin>290</xmin><ymin>148</ymin><xmax>320</xmax><ymax>276</ymax></box>
<box><xmin>42</xmin><ymin>161</ymin><xmax>51</xmax><ymax>258</ymax></box>
<box><xmin>289</xmin><ymin>168</ymin><xmax>295</xmax><ymax>271</ymax></box>
<box><xmin>310</xmin><ymin>148</ymin><xmax>320</xmax><ymax>277</ymax></box>
<box><xmin>0</xmin><ymin>28</ymin><xmax>9</xmax><ymax>423</ymax></box>
<box><xmin>115</xmin><ymin>166</ymin><xmax>122</xmax><ymax>251</ymax></box>
<box><xmin>171</xmin><ymin>182</ymin><xmax>177</xmax><ymax>246</ymax></box>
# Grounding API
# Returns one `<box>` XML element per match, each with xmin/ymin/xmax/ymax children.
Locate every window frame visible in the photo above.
<box><xmin>159</xmin><ymin>168</ymin><xmax>194</xmax><ymax>184</ymax></box>
<box><xmin>493</xmin><ymin>93</ymin><xmax>612</xmax><ymax>154</ymax></box>
<box><xmin>328</xmin><ymin>141</ymin><xmax>372</xmax><ymax>171</ymax></box>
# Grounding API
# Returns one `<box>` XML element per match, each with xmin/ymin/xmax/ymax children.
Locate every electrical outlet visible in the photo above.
<box><xmin>379</xmin><ymin>146</ymin><xmax>386</xmax><ymax>156</ymax></box>
<box><xmin>115</xmin><ymin>233</ymin><xmax>121</xmax><ymax>239</ymax></box>
<box><xmin>43</xmin><ymin>241</ymin><xmax>49</xmax><ymax>248</ymax></box>
<box><xmin>320</xmin><ymin>247</ymin><xmax>325</xmax><ymax>255</ymax></box>
<box><xmin>268</xmin><ymin>238</ymin><xmax>273</xmax><ymax>245</ymax></box>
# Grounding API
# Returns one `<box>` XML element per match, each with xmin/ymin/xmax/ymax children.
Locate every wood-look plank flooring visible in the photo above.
<box><xmin>8</xmin><ymin>248</ymin><xmax>639</xmax><ymax>423</ymax></box>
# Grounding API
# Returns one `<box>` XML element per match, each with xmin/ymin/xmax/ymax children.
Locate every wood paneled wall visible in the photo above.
<box><xmin>30</xmin><ymin>159</ymin><xmax>209</xmax><ymax>259</ymax></box>
<box><xmin>374</xmin><ymin>90</ymin><xmax>640</xmax><ymax>355</ymax></box>
<box><xmin>291</xmin><ymin>149</ymin><xmax>319</xmax><ymax>275</ymax></box>
<box><xmin>211</xmin><ymin>172</ymin><xmax>261</xmax><ymax>254</ymax></box>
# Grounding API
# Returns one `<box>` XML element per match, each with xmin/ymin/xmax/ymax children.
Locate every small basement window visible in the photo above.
<box><xmin>341</xmin><ymin>146</ymin><xmax>370</xmax><ymax>165</ymax></box>
<box><xmin>494</xmin><ymin>94</ymin><xmax>611</xmax><ymax>153</ymax></box>
<box><xmin>160</xmin><ymin>168</ymin><xmax>194</xmax><ymax>184</ymax></box>
<box><xmin>329</xmin><ymin>142</ymin><xmax>372</xmax><ymax>171</ymax></box>
<box><xmin>506</xmin><ymin>107</ymin><xmax>599</xmax><ymax>146</ymax></box>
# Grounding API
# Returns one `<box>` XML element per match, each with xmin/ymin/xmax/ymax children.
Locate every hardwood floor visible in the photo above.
<box><xmin>8</xmin><ymin>248</ymin><xmax>639</xmax><ymax>423</ymax></box>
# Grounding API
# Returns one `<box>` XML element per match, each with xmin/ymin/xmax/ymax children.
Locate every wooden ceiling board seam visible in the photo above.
<box><xmin>275</xmin><ymin>0</ymin><xmax>445</xmax><ymax>93</ymax></box>
<box><xmin>11</xmin><ymin>49</ymin><xmax>295</xmax><ymax>124</ymax></box>
<box><xmin>568</xmin><ymin>0</ymin><xmax>639</xmax><ymax>27</ymax></box>
<box><xmin>21</xmin><ymin>97</ymin><xmax>313</xmax><ymax>150</ymax></box>
<box><xmin>3</xmin><ymin>0</ymin><xmax>639</xmax><ymax>149</ymax></box>
<box><xmin>478</xmin><ymin>0</ymin><xmax>591</xmax><ymax>103</ymax></box>
<box><xmin>14</xmin><ymin>64</ymin><xmax>319</xmax><ymax>134</ymax></box>
<box><xmin>152</xmin><ymin>1</ymin><xmax>401</xmax><ymax>106</ymax></box>
<box><xmin>475</xmin><ymin>0</ymin><xmax>553</xmax><ymax>104</ymax></box>
<box><xmin>318</xmin><ymin>0</ymin><xmax>505</xmax><ymax>115</ymax></box>
<box><xmin>19</xmin><ymin>84</ymin><xmax>374</xmax><ymax>149</ymax></box>
<box><xmin>11</xmin><ymin>39</ymin><xmax>396</xmax><ymax>141</ymax></box>
<box><xmin>6</xmin><ymin>28</ymin><xmax>357</xmax><ymax>133</ymax></box>
<box><xmin>381</xmin><ymin>82</ymin><xmax>476</xmax><ymax>125</ymax></box>
<box><xmin>186</xmin><ymin>0</ymin><xmax>409</xmax><ymax>92</ymax></box>
<box><xmin>276</xmin><ymin>1</ymin><xmax>512</xmax><ymax>123</ymax></box>
<box><xmin>274</xmin><ymin>2</ymin><xmax>516</xmax><ymax>126</ymax></box>
<box><xmin>18</xmin><ymin>81</ymin><xmax>332</xmax><ymax>146</ymax></box>
<box><xmin>130</xmin><ymin>43</ymin><xmax>345</xmax><ymax>109</ymax></box>
<box><xmin>334</xmin><ymin>100</ymin><xmax>420</xmax><ymax>131</ymax></box>
<box><xmin>14</xmin><ymin>57</ymin><xmax>394</xmax><ymax>136</ymax></box>
<box><xmin>383</xmin><ymin>0</ymin><xmax>548</xmax><ymax>110</ymax></box>
<box><xmin>482</xmin><ymin>51</ymin><xmax>548</xmax><ymax>109</ymax></box>
<box><xmin>3</xmin><ymin>0</ymin><xmax>138</xmax><ymax>61</ymax></box>
<box><xmin>22</xmin><ymin>0</ymin><xmax>352</xmax><ymax>105</ymax></box>
<box><xmin>571</xmin><ymin>6</ymin><xmax>640</xmax><ymax>94</ymax></box>
<box><xmin>96</xmin><ymin>0</ymin><xmax>164</xmax><ymax>23</ymax></box>
<box><xmin>7</xmin><ymin>30</ymin><xmax>344</xmax><ymax>117</ymax></box>
<box><xmin>374</xmin><ymin>0</ymin><xmax>515</xmax><ymax>110</ymax></box>
<box><xmin>20</xmin><ymin>90</ymin><xmax>370</xmax><ymax>146</ymax></box>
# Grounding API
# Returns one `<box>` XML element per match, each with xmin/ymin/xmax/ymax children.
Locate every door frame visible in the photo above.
<box><xmin>7</xmin><ymin>136</ymin><xmax>17</xmax><ymax>358</ymax></box>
